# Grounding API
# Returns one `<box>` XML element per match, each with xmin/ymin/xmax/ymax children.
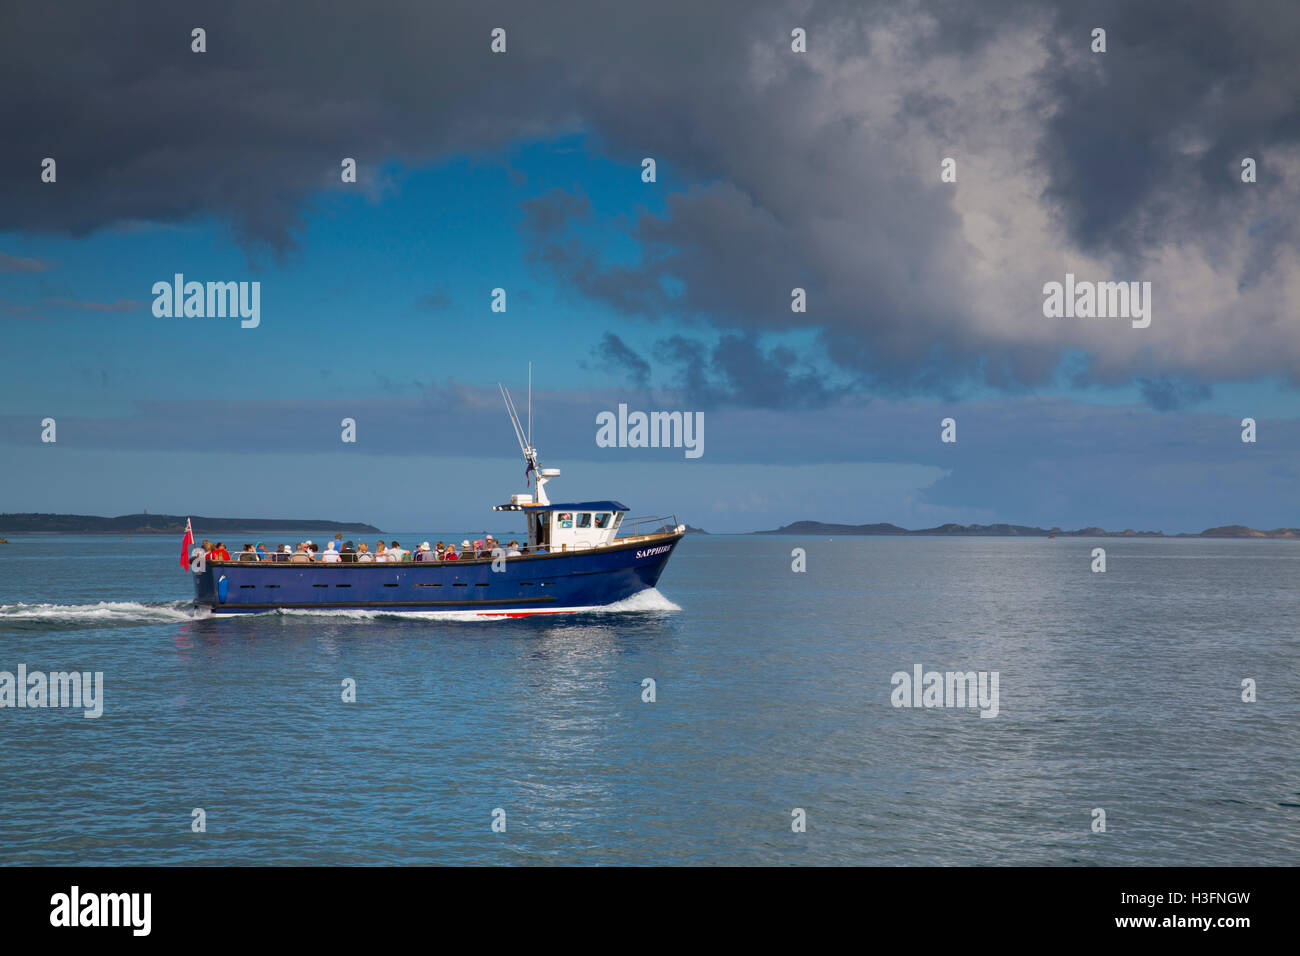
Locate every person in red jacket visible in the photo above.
<box><xmin>211</xmin><ymin>541</ymin><xmax>231</xmax><ymax>561</ymax></box>
<box><xmin>443</xmin><ymin>545</ymin><xmax>459</xmax><ymax>561</ymax></box>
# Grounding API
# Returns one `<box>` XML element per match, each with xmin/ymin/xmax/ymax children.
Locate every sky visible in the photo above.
<box><xmin>1</xmin><ymin>0</ymin><xmax>1297</xmax><ymax>533</ymax></box>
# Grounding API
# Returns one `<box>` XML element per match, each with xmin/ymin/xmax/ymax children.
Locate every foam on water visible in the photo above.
<box><xmin>0</xmin><ymin>591</ymin><xmax>678</xmax><ymax>627</ymax></box>
<box><xmin>0</xmin><ymin>600</ymin><xmax>207</xmax><ymax>624</ymax></box>
<box><xmin>588</xmin><ymin>587</ymin><xmax>681</xmax><ymax>613</ymax></box>
<box><xmin>259</xmin><ymin>587</ymin><xmax>682</xmax><ymax>621</ymax></box>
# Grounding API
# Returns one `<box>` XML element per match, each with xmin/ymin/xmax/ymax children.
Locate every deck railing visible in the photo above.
<box><xmin>616</xmin><ymin>514</ymin><xmax>680</xmax><ymax>539</ymax></box>
<box><xmin>193</xmin><ymin>520</ymin><xmax>686</xmax><ymax>564</ymax></box>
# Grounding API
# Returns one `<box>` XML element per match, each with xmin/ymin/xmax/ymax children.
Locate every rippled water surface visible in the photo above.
<box><xmin>1</xmin><ymin>533</ymin><xmax>1296</xmax><ymax>865</ymax></box>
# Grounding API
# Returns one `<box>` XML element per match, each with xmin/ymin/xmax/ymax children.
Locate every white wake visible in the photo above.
<box><xmin>0</xmin><ymin>589</ymin><xmax>679</xmax><ymax>625</ymax></box>
<box><xmin>262</xmin><ymin>587</ymin><xmax>682</xmax><ymax>621</ymax></box>
<box><xmin>0</xmin><ymin>600</ymin><xmax>207</xmax><ymax>623</ymax></box>
<box><xmin>586</xmin><ymin>587</ymin><xmax>682</xmax><ymax>613</ymax></box>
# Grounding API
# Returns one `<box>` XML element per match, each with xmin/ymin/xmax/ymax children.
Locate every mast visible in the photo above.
<box><xmin>500</xmin><ymin>379</ymin><xmax>555</xmax><ymax>505</ymax></box>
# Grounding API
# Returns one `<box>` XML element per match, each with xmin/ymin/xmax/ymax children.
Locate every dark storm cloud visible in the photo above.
<box><xmin>594</xmin><ymin>332</ymin><xmax>651</xmax><ymax>388</ymax></box>
<box><xmin>3</xmin><ymin>1</ymin><xmax>592</xmax><ymax>253</ymax></box>
<box><xmin>1</xmin><ymin>385</ymin><xmax>1295</xmax><ymax>531</ymax></box>
<box><xmin>657</xmin><ymin>332</ymin><xmax>848</xmax><ymax>409</ymax></box>
<box><xmin>5</xmin><ymin>1</ymin><xmax>1299</xmax><ymax>392</ymax></box>
<box><xmin>519</xmin><ymin>187</ymin><xmax>678</xmax><ymax>319</ymax></box>
<box><xmin>1136</xmin><ymin>377</ymin><xmax>1213</xmax><ymax>412</ymax></box>
<box><xmin>0</xmin><ymin>380</ymin><xmax>1286</xmax><ymax>464</ymax></box>
<box><xmin>1036</xmin><ymin>2</ymin><xmax>1300</xmax><ymax>258</ymax></box>
<box><xmin>587</xmin><ymin>327</ymin><xmax>846</xmax><ymax>408</ymax></box>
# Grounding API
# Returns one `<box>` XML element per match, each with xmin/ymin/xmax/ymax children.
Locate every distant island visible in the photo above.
<box><xmin>0</xmin><ymin>513</ymin><xmax>382</xmax><ymax>535</ymax></box>
<box><xmin>684</xmin><ymin>524</ymin><xmax>709</xmax><ymax>534</ymax></box>
<box><xmin>755</xmin><ymin>521</ymin><xmax>1300</xmax><ymax>539</ymax></box>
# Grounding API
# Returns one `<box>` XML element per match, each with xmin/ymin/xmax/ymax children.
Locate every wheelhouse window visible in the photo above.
<box><xmin>594</xmin><ymin>512</ymin><xmax>611</xmax><ymax>529</ymax></box>
<box><xmin>558</xmin><ymin>512</ymin><xmax>573</xmax><ymax>528</ymax></box>
<box><xmin>576</xmin><ymin>512</ymin><xmax>592</xmax><ymax>528</ymax></box>
<box><xmin>611</xmin><ymin>513</ymin><xmax>623</xmax><ymax>529</ymax></box>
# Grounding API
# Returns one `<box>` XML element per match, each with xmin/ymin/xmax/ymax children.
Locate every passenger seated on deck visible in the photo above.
<box><xmin>506</xmin><ymin>541</ymin><xmax>522</xmax><ymax>557</ymax></box>
<box><xmin>415</xmin><ymin>542</ymin><xmax>435</xmax><ymax>561</ymax></box>
<box><xmin>239</xmin><ymin>544</ymin><xmax>257</xmax><ymax>562</ymax></box>
<box><xmin>374</xmin><ymin>541</ymin><xmax>388</xmax><ymax>562</ymax></box>
<box><xmin>274</xmin><ymin>544</ymin><xmax>290</xmax><ymax>563</ymax></box>
<box><xmin>340</xmin><ymin>540</ymin><xmax>357</xmax><ymax>563</ymax></box>
<box><xmin>254</xmin><ymin>542</ymin><xmax>269</xmax><ymax>560</ymax></box>
<box><xmin>443</xmin><ymin>544</ymin><xmax>459</xmax><ymax>561</ymax></box>
<box><xmin>435</xmin><ymin>541</ymin><xmax>446</xmax><ymax>560</ymax></box>
<box><xmin>387</xmin><ymin>541</ymin><xmax>406</xmax><ymax>561</ymax></box>
<box><xmin>356</xmin><ymin>542</ymin><xmax>373</xmax><ymax>562</ymax></box>
<box><xmin>322</xmin><ymin>541</ymin><xmax>341</xmax><ymax>563</ymax></box>
<box><xmin>290</xmin><ymin>543</ymin><xmax>311</xmax><ymax>564</ymax></box>
<box><xmin>212</xmin><ymin>542</ymin><xmax>231</xmax><ymax>561</ymax></box>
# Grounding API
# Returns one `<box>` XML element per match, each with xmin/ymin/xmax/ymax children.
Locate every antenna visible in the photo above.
<box><xmin>499</xmin><ymin>383</ymin><xmax>528</xmax><ymax>457</ymax></box>
<box><xmin>499</xmin><ymin>374</ymin><xmax>554</xmax><ymax>503</ymax></box>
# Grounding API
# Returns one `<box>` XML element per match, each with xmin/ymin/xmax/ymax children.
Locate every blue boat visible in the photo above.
<box><xmin>189</xmin><ymin>383</ymin><xmax>684</xmax><ymax>617</ymax></box>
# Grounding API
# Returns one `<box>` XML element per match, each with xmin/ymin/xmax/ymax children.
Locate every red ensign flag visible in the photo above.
<box><xmin>180</xmin><ymin>517</ymin><xmax>194</xmax><ymax>571</ymax></box>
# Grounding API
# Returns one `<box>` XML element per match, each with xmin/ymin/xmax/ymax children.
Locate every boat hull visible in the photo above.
<box><xmin>192</xmin><ymin>534</ymin><xmax>683</xmax><ymax>617</ymax></box>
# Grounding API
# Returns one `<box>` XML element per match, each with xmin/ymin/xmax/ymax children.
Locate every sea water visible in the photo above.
<box><xmin>0</xmin><ymin>533</ymin><xmax>1296</xmax><ymax>865</ymax></box>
